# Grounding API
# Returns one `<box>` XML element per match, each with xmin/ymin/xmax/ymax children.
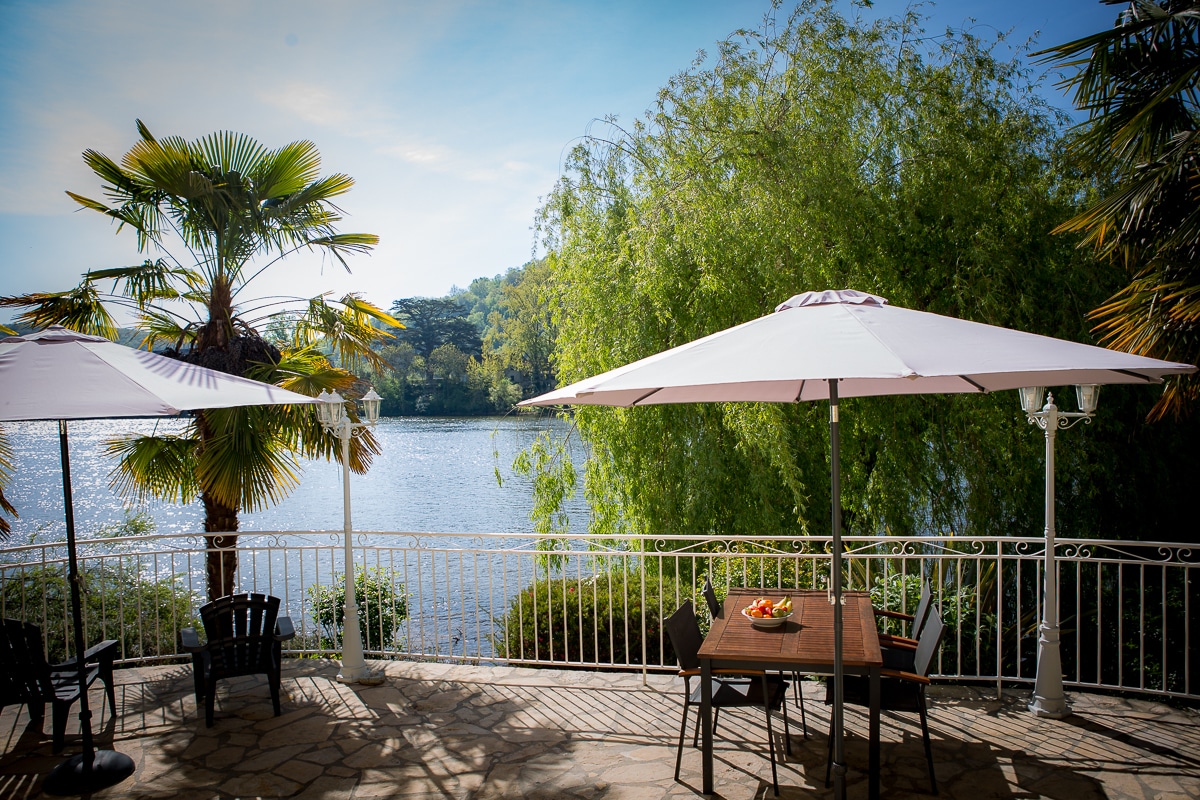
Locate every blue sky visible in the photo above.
<box><xmin>0</xmin><ymin>1</ymin><xmax>1119</xmax><ymax>322</ymax></box>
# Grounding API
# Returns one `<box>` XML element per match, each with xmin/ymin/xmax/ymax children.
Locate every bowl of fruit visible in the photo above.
<box><xmin>741</xmin><ymin>596</ymin><xmax>793</xmax><ymax>627</ymax></box>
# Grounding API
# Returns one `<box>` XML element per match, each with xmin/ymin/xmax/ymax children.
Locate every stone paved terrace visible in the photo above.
<box><xmin>1</xmin><ymin>659</ymin><xmax>1198</xmax><ymax>799</ymax></box>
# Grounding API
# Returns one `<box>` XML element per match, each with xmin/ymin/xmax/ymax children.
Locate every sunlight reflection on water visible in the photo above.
<box><xmin>2</xmin><ymin>415</ymin><xmax>588</xmax><ymax>540</ymax></box>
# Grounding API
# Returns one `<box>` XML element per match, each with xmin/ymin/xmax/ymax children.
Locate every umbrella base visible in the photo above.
<box><xmin>43</xmin><ymin>750</ymin><xmax>135</xmax><ymax>796</ymax></box>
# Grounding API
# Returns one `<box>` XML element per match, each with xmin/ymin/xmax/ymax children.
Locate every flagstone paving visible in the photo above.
<box><xmin>1</xmin><ymin>659</ymin><xmax>1197</xmax><ymax>799</ymax></box>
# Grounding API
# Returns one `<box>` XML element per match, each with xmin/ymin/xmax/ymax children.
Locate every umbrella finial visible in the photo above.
<box><xmin>776</xmin><ymin>289</ymin><xmax>888</xmax><ymax>312</ymax></box>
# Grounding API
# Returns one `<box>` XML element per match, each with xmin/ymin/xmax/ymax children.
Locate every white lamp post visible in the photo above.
<box><xmin>316</xmin><ymin>387</ymin><xmax>384</xmax><ymax>685</ymax></box>
<box><xmin>1020</xmin><ymin>384</ymin><xmax>1099</xmax><ymax>718</ymax></box>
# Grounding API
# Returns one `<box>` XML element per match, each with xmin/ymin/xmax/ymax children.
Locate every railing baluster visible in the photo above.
<box><xmin>1</xmin><ymin>532</ymin><xmax>1196</xmax><ymax>699</ymax></box>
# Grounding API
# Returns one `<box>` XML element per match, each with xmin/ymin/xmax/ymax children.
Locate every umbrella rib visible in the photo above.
<box><xmin>960</xmin><ymin>375</ymin><xmax>987</xmax><ymax>392</ymax></box>
<box><xmin>793</xmin><ymin>381</ymin><xmax>806</xmax><ymax>403</ymax></box>
<box><xmin>1115</xmin><ymin>369</ymin><xmax>1159</xmax><ymax>383</ymax></box>
<box><xmin>630</xmin><ymin>388</ymin><xmax>662</xmax><ymax>406</ymax></box>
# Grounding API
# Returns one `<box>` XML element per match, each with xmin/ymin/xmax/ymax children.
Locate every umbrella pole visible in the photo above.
<box><xmin>43</xmin><ymin>421</ymin><xmax>134</xmax><ymax>796</ymax></box>
<box><xmin>829</xmin><ymin>382</ymin><xmax>846</xmax><ymax>799</ymax></box>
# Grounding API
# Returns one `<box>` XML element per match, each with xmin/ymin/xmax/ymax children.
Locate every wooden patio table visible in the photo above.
<box><xmin>698</xmin><ymin>588</ymin><xmax>883</xmax><ymax>800</ymax></box>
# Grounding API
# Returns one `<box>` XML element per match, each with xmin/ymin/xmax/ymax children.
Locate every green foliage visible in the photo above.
<box><xmin>527</xmin><ymin>0</ymin><xmax>1198</xmax><ymax>545</ymax></box>
<box><xmin>307</xmin><ymin>568</ymin><xmax>409</xmax><ymax>653</ymax></box>
<box><xmin>368</xmin><ymin>264</ymin><xmax>558</xmax><ymax>416</ymax></box>
<box><xmin>0</xmin><ymin>563</ymin><xmax>199</xmax><ymax>664</ymax></box>
<box><xmin>1037</xmin><ymin>2</ymin><xmax>1200</xmax><ymax>418</ymax></box>
<box><xmin>869</xmin><ymin>572</ymin><xmax>974</xmax><ymax>639</ymax></box>
<box><xmin>495</xmin><ymin>571</ymin><xmax>681</xmax><ymax>666</ymax></box>
<box><xmin>511</xmin><ymin>432</ymin><xmax>578</xmax><ymax>541</ymax></box>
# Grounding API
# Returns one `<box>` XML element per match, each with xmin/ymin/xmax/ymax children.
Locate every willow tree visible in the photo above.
<box><xmin>1</xmin><ymin>121</ymin><xmax>397</xmax><ymax>599</ymax></box>
<box><xmin>530</xmin><ymin>1</ymin><xmax>1194</xmax><ymax>545</ymax></box>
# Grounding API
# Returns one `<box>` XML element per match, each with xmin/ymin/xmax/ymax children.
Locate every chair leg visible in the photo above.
<box><xmin>795</xmin><ymin>673</ymin><xmax>809</xmax><ymax>738</ymax></box>
<box><xmin>919</xmin><ymin>698</ymin><xmax>937</xmax><ymax>795</ymax></box>
<box><xmin>780</xmin><ymin>682</ymin><xmax>792</xmax><ymax>757</ymax></box>
<box><xmin>675</xmin><ymin>701</ymin><xmax>690</xmax><ymax>781</ymax></box>
<box><xmin>761</xmin><ymin>675</ymin><xmax>779</xmax><ymax>797</ymax></box>
<box><xmin>51</xmin><ymin>701</ymin><xmax>69</xmax><ymax>753</ymax></box>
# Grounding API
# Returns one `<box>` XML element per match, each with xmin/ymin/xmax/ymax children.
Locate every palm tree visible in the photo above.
<box><xmin>1037</xmin><ymin>1</ymin><xmax>1200</xmax><ymax>419</ymax></box>
<box><xmin>0</xmin><ymin>425</ymin><xmax>15</xmax><ymax>537</ymax></box>
<box><xmin>0</xmin><ymin>121</ymin><xmax>399</xmax><ymax>599</ymax></box>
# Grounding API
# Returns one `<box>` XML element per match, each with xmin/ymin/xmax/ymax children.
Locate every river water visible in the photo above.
<box><xmin>1</xmin><ymin>415</ymin><xmax>589</xmax><ymax>541</ymax></box>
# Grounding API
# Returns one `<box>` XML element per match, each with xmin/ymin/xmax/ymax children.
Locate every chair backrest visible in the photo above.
<box><xmin>199</xmin><ymin>593</ymin><xmax>280</xmax><ymax>675</ymax></box>
<box><xmin>909</xmin><ymin>583</ymin><xmax>933</xmax><ymax>640</ymax></box>
<box><xmin>912</xmin><ymin>605</ymin><xmax>946</xmax><ymax>678</ymax></box>
<box><xmin>664</xmin><ymin>600</ymin><xmax>703</xmax><ymax>672</ymax></box>
<box><xmin>702</xmin><ymin>579</ymin><xmax>721</xmax><ymax>619</ymax></box>
<box><xmin>0</xmin><ymin>618</ymin><xmax>52</xmax><ymax>704</ymax></box>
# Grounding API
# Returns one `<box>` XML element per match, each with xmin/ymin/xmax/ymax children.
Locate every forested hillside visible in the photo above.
<box><xmin>360</xmin><ymin>261</ymin><xmax>556</xmax><ymax>416</ymax></box>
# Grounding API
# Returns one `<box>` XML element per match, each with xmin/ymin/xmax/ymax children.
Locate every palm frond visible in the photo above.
<box><xmin>194</xmin><ymin>129</ymin><xmax>271</xmax><ymax>178</ymax></box>
<box><xmin>87</xmin><ymin>259</ymin><xmax>199</xmax><ymax>307</ymax></box>
<box><xmin>193</xmin><ymin>407</ymin><xmax>306</xmax><ymax>512</ymax></box>
<box><xmin>0</xmin><ymin>424</ymin><xmax>17</xmax><ymax>536</ymax></box>
<box><xmin>0</xmin><ymin>280</ymin><xmax>119</xmax><ymax>339</ymax></box>
<box><xmin>138</xmin><ymin>308</ymin><xmax>196</xmax><ymax>350</ymax></box>
<box><xmin>291</xmin><ymin>295</ymin><xmax>395</xmax><ymax>371</ymax></box>
<box><xmin>105</xmin><ymin>433</ymin><xmax>201</xmax><ymax>505</ymax></box>
<box><xmin>255</xmin><ymin>140</ymin><xmax>322</xmax><ymax>197</ymax></box>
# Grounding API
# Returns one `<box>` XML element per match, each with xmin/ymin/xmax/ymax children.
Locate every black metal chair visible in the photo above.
<box><xmin>873</xmin><ymin>583</ymin><xmax>934</xmax><ymax>672</ymax></box>
<box><xmin>181</xmin><ymin>592</ymin><xmax>295</xmax><ymax>727</ymax></box>
<box><xmin>703</xmin><ymin>579</ymin><xmax>808</xmax><ymax>738</ymax></box>
<box><xmin>825</xmin><ymin>606</ymin><xmax>947</xmax><ymax>794</ymax></box>
<box><xmin>665</xmin><ymin>599</ymin><xmax>790</xmax><ymax>796</ymax></box>
<box><xmin>0</xmin><ymin>617</ymin><xmax>118</xmax><ymax>752</ymax></box>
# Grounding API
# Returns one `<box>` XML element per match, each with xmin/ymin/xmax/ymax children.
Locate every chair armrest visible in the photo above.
<box><xmin>54</xmin><ymin>639</ymin><xmax>119</xmax><ymax>669</ymax></box>
<box><xmin>85</xmin><ymin>639</ymin><xmax>119</xmax><ymax>662</ymax></box>
<box><xmin>877</xmin><ymin>634</ymin><xmax>918</xmax><ymax>650</ymax></box>
<box><xmin>180</xmin><ymin>627</ymin><xmax>204</xmax><ymax>652</ymax></box>
<box><xmin>873</xmin><ymin>608</ymin><xmax>915</xmax><ymax>622</ymax></box>
<box><xmin>880</xmin><ymin>668</ymin><xmax>930</xmax><ymax>685</ymax></box>
<box><xmin>275</xmin><ymin>615</ymin><xmax>295</xmax><ymax>642</ymax></box>
<box><xmin>713</xmin><ymin>669</ymin><xmax>766</xmax><ymax>677</ymax></box>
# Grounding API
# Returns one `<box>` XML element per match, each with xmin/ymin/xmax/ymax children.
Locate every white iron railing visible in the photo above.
<box><xmin>1</xmin><ymin>532</ymin><xmax>1195</xmax><ymax>700</ymax></box>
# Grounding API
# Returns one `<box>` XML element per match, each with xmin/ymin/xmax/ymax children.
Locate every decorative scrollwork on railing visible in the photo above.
<box><xmin>1058</xmin><ymin>543</ymin><xmax>1094</xmax><ymax>560</ymax></box>
<box><xmin>1013</xmin><ymin>540</ymin><xmax>1047</xmax><ymax>557</ymax></box>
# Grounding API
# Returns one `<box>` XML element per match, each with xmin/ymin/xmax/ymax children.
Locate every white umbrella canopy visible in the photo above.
<box><xmin>0</xmin><ymin>325</ymin><xmax>315</xmax><ymax>421</ymax></box>
<box><xmin>520</xmin><ymin>289</ymin><xmax>1196</xmax><ymax>797</ymax></box>
<box><xmin>0</xmin><ymin>325</ymin><xmax>317</xmax><ymax>795</ymax></box>
<box><xmin>525</xmin><ymin>290</ymin><xmax>1195</xmax><ymax>407</ymax></box>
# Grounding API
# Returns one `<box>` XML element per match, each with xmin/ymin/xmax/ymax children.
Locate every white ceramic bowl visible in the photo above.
<box><xmin>741</xmin><ymin>607</ymin><xmax>792</xmax><ymax>627</ymax></box>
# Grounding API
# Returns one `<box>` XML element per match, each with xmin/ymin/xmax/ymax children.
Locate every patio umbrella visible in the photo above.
<box><xmin>519</xmin><ymin>289</ymin><xmax>1196</xmax><ymax>796</ymax></box>
<box><xmin>0</xmin><ymin>325</ymin><xmax>317</xmax><ymax>795</ymax></box>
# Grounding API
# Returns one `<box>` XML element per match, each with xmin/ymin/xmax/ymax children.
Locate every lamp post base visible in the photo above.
<box><xmin>337</xmin><ymin>664</ymin><xmax>385</xmax><ymax>686</ymax></box>
<box><xmin>43</xmin><ymin>750</ymin><xmax>135</xmax><ymax>796</ymax></box>
<box><xmin>1029</xmin><ymin>622</ymin><xmax>1070</xmax><ymax>719</ymax></box>
<box><xmin>1028</xmin><ymin>696</ymin><xmax>1070</xmax><ymax>719</ymax></box>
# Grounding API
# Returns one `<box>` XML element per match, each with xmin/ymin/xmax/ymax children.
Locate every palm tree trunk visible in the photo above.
<box><xmin>203</xmin><ymin>495</ymin><xmax>239</xmax><ymax>602</ymax></box>
<box><xmin>195</xmin><ymin>407</ymin><xmax>240</xmax><ymax>601</ymax></box>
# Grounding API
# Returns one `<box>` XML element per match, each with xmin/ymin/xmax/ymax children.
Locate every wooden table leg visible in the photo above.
<box><xmin>869</xmin><ymin>665</ymin><xmax>880</xmax><ymax>800</ymax></box>
<box><xmin>702</xmin><ymin>657</ymin><xmax>714</xmax><ymax>794</ymax></box>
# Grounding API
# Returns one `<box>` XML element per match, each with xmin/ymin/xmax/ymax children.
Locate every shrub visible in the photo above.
<box><xmin>308</xmin><ymin>567</ymin><xmax>408</xmax><ymax>653</ymax></box>
<box><xmin>495</xmin><ymin>571</ymin><xmax>684</xmax><ymax>666</ymax></box>
<box><xmin>0</xmin><ymin>563</ymin><xmax>199</xmax><ymax>663</ymax></box>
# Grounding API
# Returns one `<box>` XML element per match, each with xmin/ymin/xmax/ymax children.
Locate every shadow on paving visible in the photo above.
<box><xmin>2</xmin><ymin>664</ymin><xmax>1198</xmax><ymax>799</ymax></box>
<box><xmin>0</xmin><ymin>660</ymin><xmax>592</xmax><ymax>799</ymax></box>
